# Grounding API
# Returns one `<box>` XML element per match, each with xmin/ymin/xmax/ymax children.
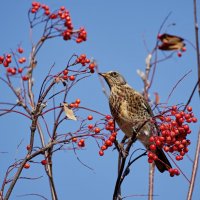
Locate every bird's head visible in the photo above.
<box><xmin>98</xmin><ymin>71</ymin><xmax>127</xmax><ymax>88</ymax></box>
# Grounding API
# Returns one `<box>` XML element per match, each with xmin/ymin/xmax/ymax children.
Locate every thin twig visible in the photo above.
<box><xmin>193</xmin><ymin>0</ymin><xmax>200</xmax><ymax>96</ymax></box>
<box><xmin>148</xmin><ymin>163</ymin><xmax>155</xmax><ymax>200</ymax></box>
<box><xmin>187</xmin><ymin>129</ymin><xmax>200</xmax><ymax>200</ymax></box>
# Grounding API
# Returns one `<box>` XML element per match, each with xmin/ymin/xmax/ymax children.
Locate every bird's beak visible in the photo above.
<box><xmin>98</xmin><ymin>72</ymin><xmax>106</xmax><ymax>78</ymax></box>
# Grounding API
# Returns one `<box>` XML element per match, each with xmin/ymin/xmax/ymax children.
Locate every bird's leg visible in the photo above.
<box><xmin>131</xmin><ymin>127</ymin><xmax>138</xmax><ymax>143</ymax></box>
<box><xmin>113</xmin><ymin>136</ymin><xmax>128</xmax><ymax>158</ymax></box>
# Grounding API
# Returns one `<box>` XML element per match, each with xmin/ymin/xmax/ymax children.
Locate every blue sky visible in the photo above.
<box><xmin>0</xmin><ymin>1</ymin><xmax>200</xmax><ymax>200</ymax></box>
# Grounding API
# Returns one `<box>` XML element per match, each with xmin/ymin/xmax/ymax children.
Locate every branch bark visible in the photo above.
<box><xmin>193</xmin><ymin>0</ymin><xmax>200</xmax><ymax>97</ymax></box>
<box><xmin>187</xmin><ymin>129</ymin><xmax>200</xmax><ymax>200</ymax></box>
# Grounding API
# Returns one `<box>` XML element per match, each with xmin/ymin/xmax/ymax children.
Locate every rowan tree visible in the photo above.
<box><xmin>0</xmin><ymin>1</ymin><xmax>199</xmax><ymax>200</ymax></box>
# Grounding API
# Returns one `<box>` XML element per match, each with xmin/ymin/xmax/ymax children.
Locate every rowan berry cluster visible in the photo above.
<box><xmin>30</xmin><ymin>2</ymin><xmax>87</xmax><ymax>43</ymax></box>
<box><xmin>99</xmin><ymin>131</ymin><xmax>117</xmax><ymax>156</ymax></box>
<box><xmin>0</xmin><ymin>47</ymin><xmax>29</xmax><ymax>81</ymax></box>
<box><xmin>76</xmin><ymin>54</ymin><xmax>96</xmax><ymax>73</ymax></box>
<box><xmin>69</xmin><ymin>98</ymin><xmax>81</xmax><ymax>108</ymax></box>
<box><xmin>70</xmin><ymin>112</ymin><xmax>117</xmax><ymax>154</ymax></box>
<box><xmin>97</xmin><ymin>115</ymin><xmax>117</xmax><ymax>156</ymax></box>
<box><xmin>59</xmin><ymin>54</ymin><xmax>96</xmax><ymax>82</ymax></box>
<box><xmin>148</xmin><ymin>105</ymin><xmax>197</xmax><ymax>176</ymax></box>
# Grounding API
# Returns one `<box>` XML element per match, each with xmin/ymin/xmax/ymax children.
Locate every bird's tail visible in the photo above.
<box><xmin>154</xmin><ymin>148</ymin><xmax>172</xmax><ymax>173</ymax></box>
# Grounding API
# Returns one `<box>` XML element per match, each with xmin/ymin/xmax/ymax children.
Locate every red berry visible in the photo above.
<box><xmin>149</xmin><ymin>144</ymin><xmax>156</xmax><ymax>151</ymax></box>
<box><xmin>90</xmin><ymin>69</ymin><xmax>95</xmax><ymax>73</ymax></box>
<box><xmin>26</xmin><ymin>145</ymin><xmax>31</xmax><ymax>151</ymax></box>
<box><xmin>45</xmin><ymin>10</ymin><xmax>50</xmax><ymax>15</ymax></box>
<box><xmin>24</xmin><ymin>163</ymin><xmax>30</xmax><ymax>169</ymax></box>
<box><xmin>94</xmin><ymin>127</ymin><xmax>100</xmax><ymax>133</ymax></box>
<box><xmin>176</xmin><ymin>155</ymin><xmax>183</xmax><ymax>161</ymax></box>
<box><xmin>80</xmin><ymin>54</ymin><xmax>86</xmax><ymax>59</ymax></box>
<box><xmin>63</xmin><ymin>69</ymin><xmax>68</xmax><ymax>75</ymax></box>
<box><xmin>18</xmin><ymin>47</ymin><xmax>24</xmax><ymax>54</ymax></box>
<box><xmin>0</xmin><ymin>56</ymin><xmax>4</xmax><ymax>63</ymax></box>
<box><xmin>156</xmin><ymin>140</ymin><xmax>161</xmax><ymax>146</ymax></box>
<box><xmin>3</xmin><ymin>61</ymin><xmax>9</xmax><ymax>67</ymax></box>
<box><xmin>192</xmin><ymin>117</ymin><xmax>197</xmax><ymax>123</ymax></box>
<box><xmin>109</xmin><ymin>135</ymin><xmax>116</xmax><ymax>142</ymax></box>
<box><xmin>18</xmin><ymin>68</ymin><xmax>23</xmax><ymax>73</ymax></box>
<box><xmin>75</xmin><ymin>99</ymin><xmax>81</xmax><ymax>104</ymax></box>
<box><xmin>157</xmin><ymin>34</ymin><xmax>162</xmax><ymax>39</ymax></box>
<box><xmin>22</xmin><ymin>76</ymin><xmax>29</xmax><ymax>81</ymax></box>
<box><xmin>177</xmin><ymin>52</ymin><xmax>182</xmax><ymax>57</ymax></box>
<box><xmin>111</xmin><ymin>132</ymin><xmax>117</xmax><ymax>137</ymax></box>
<box><xmin>6</xmin><ymin>67</ymin><xmax>12</xmax><ymax>73</ymax></box>
<box><xmin>99</xmin><ymin>150</ymin><xmax>104</xmax><ymax>156</ymax></box>
<box><xmin>165</xmin><ymin>117</ymin><xmax>171</xmax><ymax>122</ymax></box>
<box><xmin>87</xmin><ymin>115</ymin><xmax>93</xmax><ymax>120</ymax></box>
<box><xmin>172</xmin><ymin>105</ymin><xmax>177</xmax><ymax>111</ymax></box>
<box><xmin>69</xmin><ymin>75</ymin><xmax>75</xmax><ymax>81</ymax></box>
<box><xmin>148</xmin><ymin>152</ymin><xmax>154</xmax><ymax>158</ymax></box>
<box><xmin>6</xmin><ymin>57</ymin><xmax>12</xmax><ymax>63</ymax></box>
<box><xmin>88</xmin><ymin>124</ymin><xmax>93</xmax><ymax>129</ymax></box>
<box><xmin>88</xmin><ymin>63</ymin><xmax>95</xmax><ymax>70</ymax></box>
<box><xmin>159</xmin><ymin>125</ymin><xmax>166</xmax><ymax>131</ymax></box>
<box><xmin>60</xmin><ymin>6</ymin><xmax>65</xmax><ymax>11</ymax></box>
<box><xmin>11</xmin><ymin>68</ymin><xmax>16</xmax><ymax>75</ymax></box>
<box><xmin>168</xmin><ymin>168</ymin><xmax>175</xmax><ymax>177</ymax></box>
<box><xmin>148</xmin><ymin>158</ymin><xmax>154</xmax><ymax>163</ymax></box>
<box><xmin>164</xmin><ymin>146</ymin><xmax>169</xmax><ymax>152</ymax></box>
<box><xmin>105</xmin><ymin>115</ymin><xmax>112</xmax><ymax>120</ymax></box>
<box><xmin>174</xmin><ymin>169</ymin><xmax>180</xmax><ymax>176</ymax></box>
<box><xmin>153</xmin><ymin>155</ymin><xmax>158</xmax><ymax>160</ymax></box>
<box><xmin>31</xmin><ymin>8</ymin><xmax>37</xmax><ymax>13</ymax></box>
<box><xmin>175</xmin><ymin>113</ymin><xmax>181</xmax><ymax>119</ymax></box>
<box><xmin>41</xmin><ymin>160</ymin><xmax>47</xmax><ymax>165</ymax></box>
<box><xmin>101</xmin><ymin>145</ymin><xmax>107</xmax><ymax>151</ymax></box>
<box><xmin>181</xmin><ymin>47</ymin><xmax>186</xmax><ymax>52</ymax></box>
<box><xmin>105</xmin><ymin>140</ymin><xmax>112</xmax><ymax>147</ymax></box>
<box><xmin>78</xmin><ymin>140</ymin><xmax>85</xmax><ymax>147</ymax></box>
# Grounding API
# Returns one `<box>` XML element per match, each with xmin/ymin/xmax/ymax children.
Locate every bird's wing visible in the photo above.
<box><xmin>142</xmin><ymin>100</ymin><xmax>154</xmax><ymax>117</ymax></box>
<box><xmin>132</xmin><ymin>90</ymin><xmax>154</xmax><ymax>117</ymax></box>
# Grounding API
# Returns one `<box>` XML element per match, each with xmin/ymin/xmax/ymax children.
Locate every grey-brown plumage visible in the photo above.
<box><xmin>99</xmin><ymin>71</ymin><xmax>171</xmax><ymax>173</ymax></box>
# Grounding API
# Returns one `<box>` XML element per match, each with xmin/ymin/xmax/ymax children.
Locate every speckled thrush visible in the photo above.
<box><xmin>99</xmin><ymin>71</ymin><xmax>172</xmax><ymax>172</ymax></box>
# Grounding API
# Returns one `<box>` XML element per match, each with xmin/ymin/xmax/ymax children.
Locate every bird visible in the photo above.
<box><xmin>99</xmin><ymin>71</ymin><xmax>172</xmax><ymax>173</ymax></box>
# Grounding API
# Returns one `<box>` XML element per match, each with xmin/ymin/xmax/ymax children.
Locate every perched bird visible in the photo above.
<box><xmin>99</xmin><ymin>71</ymin><xmax>172</xmax><ymax>173</ymax></box>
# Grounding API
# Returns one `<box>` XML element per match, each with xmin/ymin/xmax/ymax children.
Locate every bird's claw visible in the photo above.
<box><xmin>118</xmin><ymin>143</ymin><xmax>129</xmax><ymax>158</ymax></box>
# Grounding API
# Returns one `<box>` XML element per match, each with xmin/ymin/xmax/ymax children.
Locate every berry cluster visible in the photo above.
<box><xmin>98</xmin><ymin>115</ymin><xmax>117</xmax><ymax>156</ymax></box>
<box><xmin>31</xmin><ymin>2</ymin><xmax>50</xmax><ymax>15</ymax></box>
<box><xmin>72</xmin><ymin>137</ymin><xmax>85</xmax><ymax>148</ymax></box>
<box><xmin>58</xmin><ymin>54</ymin><xmax>96</xmax><ymax>84</ymax></box>
<box><xmin>99</xmin><ymin>131</ymin><xmax>117</xmax><ymax>156</ymax></box>
<box><xmin>70</xmin><ymin>114</ymin><xmax>117</xmax><ymax>153</ymax></box>
<box><xmin>61</xmin><ymin>69</ymin><xmax>76</xmax><ymax>81</ymax></box>
<box><xmin>76</xmin><ymin>54</ymin><xmax>90</xmax><ymax>66</ymax></box>
<box><xmin>78</xmin><ymin>139</ymin><xmax>85</xmax><ymax>147</ymax></box>
<box><xmin>0</xmin><ymin>47</ymin><xmax>29</xmax><ymax>81</ymax></box>
<box><xmin>69</xmin><ymin>98</ymin><xmax>81</xmax><ymax>108</ymax></box>
<box><xmin>30</xmin><ymin>2</ymin><xmax>87</xmax><ymax>43</ymax></box>
<box><xmin>76</xmin><ymin>54</ymin><xmax>96</xmax><ymax>73</ymax></box>
<box><xmin>148</xmin><ymin>105</ymin><xmax>197</xmax><ymax>176</ymax></box>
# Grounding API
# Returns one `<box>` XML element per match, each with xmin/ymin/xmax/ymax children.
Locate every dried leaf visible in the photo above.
<box><xmin>158</xmin><ymin>33</ymin><xmax>185</xmax><ymax>51</ymax></box>
<box><xmin>154</xmin><ymin>92</ymin><xmax>160</xmax><ymax>105</ymax></box>
<box><xmin>63</xmin><ymin>103</ymin><xmax>77</xmax><ymax>120</ymax></box>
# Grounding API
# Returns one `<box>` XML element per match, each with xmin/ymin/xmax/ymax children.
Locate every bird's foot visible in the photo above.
<box><xmin>118</xmin><ymin>143</ymin><xmax>129</xmax><ymax>158</ymax></box>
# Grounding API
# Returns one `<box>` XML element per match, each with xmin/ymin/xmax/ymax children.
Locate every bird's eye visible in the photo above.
<box><xmin>111</xmin><ymin>72</ymin><xmax>117</xmax><ymax>77</ymax></box>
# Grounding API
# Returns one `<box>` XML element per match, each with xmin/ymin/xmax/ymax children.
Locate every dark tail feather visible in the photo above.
<box><xmin>155</xmin><ymin>148</ymin><xmax>172</xmax><ymax>173</ymax></box>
